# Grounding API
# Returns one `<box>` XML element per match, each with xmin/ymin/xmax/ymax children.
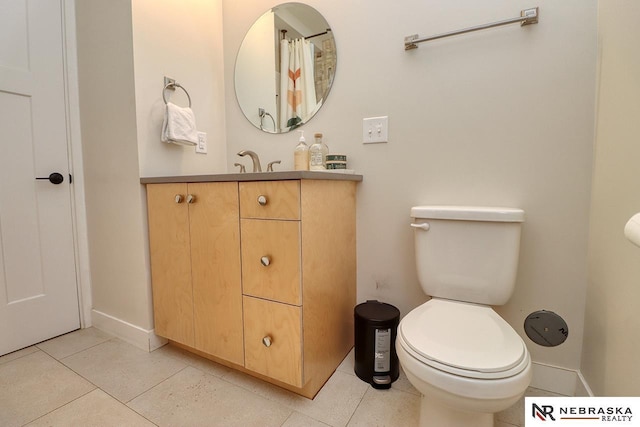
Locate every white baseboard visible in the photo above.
<box><xmin>91</xmin><ymin>309</ymin><xmax>167</xmax><ymax>352</ymax></box>
<box><xmin>575</xmin><ymin>370</ymin><xmax>595</xmax><ymax>397</ymax></box>
<box><xmin>531</xmin><ymin>362</ymin><xmax>593</xmax><ymax>397</ymax></box>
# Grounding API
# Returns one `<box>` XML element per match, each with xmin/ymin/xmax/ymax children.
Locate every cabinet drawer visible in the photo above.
<box><xmin>243</xmin><ymin>296</ymin><xmax>303</xmax><ymax>387</ymax></box>
<box><xmin>239</xmin><ymin>181</ymin><xmax>300</xmax><ymax>220</ymax></box>
<box><xmin>241</xmin><ymin>219</ymin><xmax>301</xmax><ymax>305</ymax></box>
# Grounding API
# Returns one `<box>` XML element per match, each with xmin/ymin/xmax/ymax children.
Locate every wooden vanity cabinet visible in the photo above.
<box><xmin>146</xmin><ymin>182</ymin><xmax>244</xmax><ymax>365</ymax></box>
<box><xmin>146</xmin><ymin>177</ymin><xmax>357</xmax><ymax>399</ymax></box>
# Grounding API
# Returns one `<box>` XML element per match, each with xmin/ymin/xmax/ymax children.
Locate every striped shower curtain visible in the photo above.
<box><xmin>280</xmin><ymin>38</ymin><xmax>317</xmax><ymax>130</ymax></box>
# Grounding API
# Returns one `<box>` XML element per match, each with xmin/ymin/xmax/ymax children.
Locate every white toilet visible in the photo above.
<box><xmin>397</xmin><ymin>206</ymin><xmax>532</xmax><ymax>427</ymax></box>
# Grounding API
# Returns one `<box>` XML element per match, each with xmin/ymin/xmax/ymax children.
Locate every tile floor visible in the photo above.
<box><xmin>0</xmin><ymin>328</ymin><xmax>562</xmax><ymax>427</ymax></box>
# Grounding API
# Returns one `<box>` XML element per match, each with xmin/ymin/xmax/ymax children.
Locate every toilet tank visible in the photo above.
<box><xmin>410</xmin><ymin>206</ymin><xmax>525</xmax><ymax>306</ymax></box>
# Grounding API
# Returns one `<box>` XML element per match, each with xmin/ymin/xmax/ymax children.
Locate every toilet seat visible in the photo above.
<box><xmin>399</xmin><ymin>298</ymin><xmax>527</xmax><ymax>379</ymax></box>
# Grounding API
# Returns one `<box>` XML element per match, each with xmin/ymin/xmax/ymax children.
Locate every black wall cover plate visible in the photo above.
<box><xmin>524</xmin><ymin>310</ymin><xmax>569</xmax><ymax>347</ymax></box>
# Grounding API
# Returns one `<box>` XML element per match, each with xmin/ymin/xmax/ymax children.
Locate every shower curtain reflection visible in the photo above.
<box><xmin>279</xmin><ymin>38</ymin><xmax>317</xmax><ymax>130</ymax></box>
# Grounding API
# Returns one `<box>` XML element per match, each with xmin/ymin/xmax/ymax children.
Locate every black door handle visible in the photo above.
<box><xmin>36</xmin><ymin>172</ymin><xmax>64</xmax><ymax>185</ymax></box>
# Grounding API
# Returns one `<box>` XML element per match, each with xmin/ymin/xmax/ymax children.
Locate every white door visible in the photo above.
<box><xmin>0</xmin><ymin>0</ymin><xmax>80</xmax><ymax>356</ymax></box>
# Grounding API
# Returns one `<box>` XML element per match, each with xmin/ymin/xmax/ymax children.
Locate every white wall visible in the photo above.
<box><xmin>75</xmin><ymin>0</ymin><xmax>227</xmax><ymax>342</ymax></box>
<box><xmin>75</xmin><ymin>0</ymin><xmax>152</xmax><ymax>329</ymax></box>
<box><xmin>223</xmin><ymin>0</ymin><xmax>597</xmax><ymax>372</ymax></box>
<box><xmin>582</xmin><ymin>1</ymin><xmax>640</xmax><ymax>396</ymax></box>
<box><xmin>132</xmin><ymin>0</ymin><xmax>227</xmax><ymax>178</ymax></box>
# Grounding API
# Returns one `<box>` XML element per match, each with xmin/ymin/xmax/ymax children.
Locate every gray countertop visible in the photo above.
<box><xmin>140</xmin><ymin>170</ymin><xmax>363</xmax><ymax>184</ymax></box>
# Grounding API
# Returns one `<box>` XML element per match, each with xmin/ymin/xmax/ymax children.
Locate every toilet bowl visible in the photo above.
<box><xmin>400</xmin><ymin>206</ymin><xmax>532</xmax><ymax>427</ymax></box>
<box><xmin>397</xmin><ymin>299</ymin><xmax>531</xmax><ymax>427</ymax></box>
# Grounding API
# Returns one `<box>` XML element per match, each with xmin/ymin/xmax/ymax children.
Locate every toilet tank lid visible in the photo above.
<box><xmin>411</xmin><ymin>206</ymin><xmax>525</xmax><ymax>222</ymax></box>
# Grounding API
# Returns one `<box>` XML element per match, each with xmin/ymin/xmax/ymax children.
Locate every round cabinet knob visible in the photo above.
<box><xmin>260</xmin><ymin>256</ymin><xmax>271</xmax><ymax>267</ymax></box>
<box><xmin>186</xmin><ymin>194</ymin><xmax>195</xmax><ymax>204</ymax></box>
<box><xmin>257</xmin><ymin>195</ymin><xmax>268</xmax><ymax>206</ymax></box>
<box><xmin>262</xmin><ymin>336</ymin><xmax>272</xmax><ymax>347</ymax></box>
<box><xmin>175</xmin><ymin>194</ymin><xmax>184</xmax><ymax>203</ymax></box>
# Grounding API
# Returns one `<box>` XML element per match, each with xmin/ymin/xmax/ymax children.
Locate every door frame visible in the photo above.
<box><xmin>61</xmin><ymin>0</ymin><xmax>92</xmax><ymax>328</ymax></box>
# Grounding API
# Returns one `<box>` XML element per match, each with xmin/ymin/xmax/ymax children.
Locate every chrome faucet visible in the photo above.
<box><xmin>237</xmin><ymin>150</ymin><xmax>262</xmax><ymax>172</ymax></box>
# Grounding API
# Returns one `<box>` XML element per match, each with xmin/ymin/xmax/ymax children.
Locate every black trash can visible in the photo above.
<box><xmin>354</xmin><ymin>300</ymin><xmax>400</xmax><ymax>389</ymax></box>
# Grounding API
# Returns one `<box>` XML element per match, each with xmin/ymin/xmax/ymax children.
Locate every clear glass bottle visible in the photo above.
<box><xmin>309</xmin><ymin>132</ymin><xmax>329</xmax><ymax>170</ymax></box>
<box><xmin>294</xmin><ymin>130</ymin><xmax>309</xmax><ymax>170</ymax></box>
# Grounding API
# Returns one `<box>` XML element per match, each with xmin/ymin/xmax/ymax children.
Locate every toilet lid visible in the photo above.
<box><xmin>400</xmin><ymin>299</ymin><xmax>526</xmax><ymax>375</ymax></box>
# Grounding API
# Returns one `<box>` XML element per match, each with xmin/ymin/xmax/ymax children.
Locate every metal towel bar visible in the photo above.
<box><xmin>405</xmin><ymin>7</ymin><xmax>539</xmax><ymax>51</ymax></box>
<box><xmin>162</xmin><ymin>76</ymin><xmax>192</xmax><ymax>107</ymax></box>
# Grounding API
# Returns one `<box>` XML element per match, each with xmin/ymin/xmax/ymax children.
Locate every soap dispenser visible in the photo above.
<box><xmin>294</xmin><ymin>130</ymin><xmax>309</xmax><ymax>170</ymax></box>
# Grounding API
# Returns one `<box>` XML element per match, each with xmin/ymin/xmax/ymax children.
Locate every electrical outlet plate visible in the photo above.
<box><xmin>363</xmin><ymin>116</ymin><xmax>388</xmax><ymax>144</ymax></box>
<box><xmin>196</xmin><ymin>132</ymin><xmax>207</xmax><ymax>154</ymax></box>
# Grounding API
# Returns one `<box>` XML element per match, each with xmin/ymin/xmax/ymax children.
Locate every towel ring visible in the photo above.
<box><xmin>163</xmin><ymin>83</ymin><xmax>192</xmax><ymax>108</ymax></box>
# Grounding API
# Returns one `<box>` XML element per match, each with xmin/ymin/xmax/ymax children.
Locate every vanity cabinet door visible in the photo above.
<box><xmin>241</xmin><ymin>219</ymin><xmax>301</xmax><ymax>305</ymax></box>
<box><xmin>239</xmin><ymin>181</ymin><xmax>300</xmax><ymax>220</ymax></box>
<box><xmin>147</xmin><ymin>183</ymin><xmax>194</xmax><ymax>346</ymax></box>
<box><xmin>147</xmin><ymin>182</ymin><xmax>244</xmax><ymax>364</ymax></box>
<box><xmin>189</xmin><ymin>182</ymin><xmax>244</xmax><ymax>365</ymax></box>
<box><xmin>243</xmin><ymin>296</ymin><xmax>303</xmax><ymax>387</ymax></box>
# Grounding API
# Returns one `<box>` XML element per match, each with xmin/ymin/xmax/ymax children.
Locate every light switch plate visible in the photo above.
<box><xmin>363</xmin><ymin>116</ymin><xmax>388</xmax><ymax>144</ymax></box>
<box><xmin>196</xmin><ymin>131</ymin><xmax>207</xmax><ymax>154</ymax></box>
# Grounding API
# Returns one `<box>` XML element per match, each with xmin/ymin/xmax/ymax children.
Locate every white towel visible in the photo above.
<box><xmin>161</xmin><ymin>102</ymin><xmax>198</xmax><ymax>146</ymax></box>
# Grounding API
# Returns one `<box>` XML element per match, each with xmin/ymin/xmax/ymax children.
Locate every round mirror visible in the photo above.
<box><xmin>234</xmin><ymin>3</ymin><xmax>336</xmax><ymax>133</ymax></box>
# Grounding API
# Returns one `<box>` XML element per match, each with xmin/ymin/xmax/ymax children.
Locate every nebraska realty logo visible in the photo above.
<box><xmin>525</xmin><ymin>397</ymin><xmax>640</xmax><ymax>426</ymax></box>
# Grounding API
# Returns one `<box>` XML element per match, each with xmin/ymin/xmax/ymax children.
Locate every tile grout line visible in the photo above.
<box><xmin>52</xmin><ymin>345</ymin><xmax>162</xmax><ymax>426</ymax></box>
<box><xmin>36</xmin><ymin>336</ymin><xmax>116</xmax><ymax>361</ymax></box>
<box><xmin>124</xmin><ymin>364</ymin><xmax>191</xmax><ymax>405</ymax></box>
<box><xmin>343</xmin><ymin>385</ymin><xmax>369</xmax><ymax>427</ymax></box>
<box><xmin>0</xmin><ymin>347</ymin><xmax>39</xmax><ymax>366</ymax></box>
<box><xmin>17</xmin><ymin>352</ymin><xmax>99</xmax><ymax>427</ymax></box>
<box><xmin>211</xmin><ymin>368</ymin><xmax>351</xmax><ymax>427</ymax></box>
<box><xmin>278</xmin><ymin>409</ymin><xmax>299</xmax><ymax>427</ymax></box>
<box><xmin>20</xmin><ymin>387</ymin><xmax>97</xmax><ymax>427</ymax></box>
<box><xmin>59</xmin><ymin>347</ymin><xmax>166</xmax><ymax>427</ymax></box>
